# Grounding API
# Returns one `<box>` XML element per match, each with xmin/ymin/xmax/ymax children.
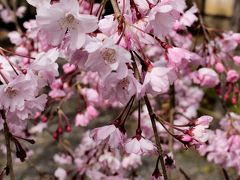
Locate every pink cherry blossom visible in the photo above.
<box><xmin>63</xmin><ymin>63</ymin><xmax>76</xmax><ymax>74</ymax></box>
<box><xmin>149</xmin><ymin>3</ymin><xmax>180</xmax><ymax>38</ymax></box>
<box><xmin>122</xmin><ymin>154</ymin><xmax>142</xmax><ymax>169</ymax></box>
<box><xmin>30</xmin><ymin>48</ymin><xmax>59</xmax><ymax>85</ymax></box>
<box><xmin>125</xmin><ymin>137</ymin><xmax>156</xmax><ymax>155</ymax></box>
<box><xmin>90</xmin><ymin>124</ymin><xmax>125</xmax><ymax>149</ymax></box>
<box><xmin>26</xmin><ymin>0</ymin><xmax>51</xmax><ymax>8</ymax></box>
<box><xmin>192</xmin><ymin>126</ymin><xmax>210</xmax><ymax>143</ymax></box>
<box><xmin>166</xmin><ymin>47</ymin><xmax>199</xmax><ymax>71</ymax></box>
<box><xmin>16</xmin><ymin>6</ymin><xmax>26</xmax><ymax>18</ymax></box>
<box><xmin>141</xmin><ymin>66</ymin><xmax>174</xmax><ymax>96</ymax></box>
<box><xmin>75</xmin><ymin>113</ymin><xmax>90</xmax><ymax>127</ymax></box>
<box><xmin>2</xmin><ymin>0</ymin><xmax>240</xmax><ymax>178</ymax></box>
<box><xmin>181</xmin><ymin>134</ymin><xmax>193</xmax><ymax>143</ymax></box>
<box><xmin>0</xmin><ymin>72</ymin><xmax>37</xmax><ymax>112</ymax></box>
<box><xmin>54</xmin><ymin>153</ymin><xmax>72</xmax><ymax>165</ymax></box>
<box><xmin>84</xmin><ymin>38</ymin><xmax>131</xmax><ymax>79</ymax></box>
<box><xmin>101</xmin><ymin>71</ymin><xmax>141</xmax><ymax>105</ymax></box>
<box><xmin>35</xmin><ymin>0</ymin><xmax>98</xmax><ymax>49</ymax></box>
<box><xmin>233</xmin><ymin>56</ymin><xmax>240</xmax><ymax>65</ymax></box>
<box><xmin>179</xmin><ymin>5</ymin><xmax>198</xmax><ymax>27</ymax></box>
<box><xmin>0</xmin><ymin>9</ymin><xmax>14</xmax><ymax>23</ymax></box>
<box><xmin>85</xmin><ymin>105</ymin><xmax>99</xmax><ymax>119</ymax></box>
<box><xmin>54</xmin><ymin>167</ymin><xmax>67</xmax><ymax>180</ymax></box>
<box><xmin>49</xmin><ymin>79</ymin><xmax>66</xmax><ymax>99</ymax></box>
<box><xmin>226</xmin><ymin>70</ymin><xmax>239</xmax><ymax>83</ymax></box>
<box><xmin>29</xmin><ymin>122</ymin><xmax>47</xmax><ymax>134</ymax></box>
<box><xmin>99</xmin><ymin>152</ymin><xmax>121</xmax><ymax>173</ymax></box>
<box><xmin>196</xmin><ymin>116</ymin><xmax>213</xmax><ymax>128</ymax></box>
<box><xmin>192</xmin><ymin>68</ymin><xmax>219</xmax><ymax>88</ymax></box>
<box><xmin>8</xmin><ymin>31</ymin><xmax>22</xmax><ymax>45</ymax></box>
<box><xmin>98</xmin><ymin>15</ymin><xmax>118</xmax><ymax>36</ymax></box>
<box><xmin>14</xmin><ymin>94</ymin><xmax>47</xmax><ymax>120</ymax></box>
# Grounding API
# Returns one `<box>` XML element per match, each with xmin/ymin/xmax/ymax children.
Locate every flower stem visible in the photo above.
<box><xmin>137</xmin><ymin>100</ymin><xmax>141</xmax><ymax>130</ymax></box>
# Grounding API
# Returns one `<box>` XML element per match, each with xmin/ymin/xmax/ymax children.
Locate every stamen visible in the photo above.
<box><xmin>118</xmin><ymin>77</ymin><xmax>130</xmax><ymax>90</ymax></box>
<box><xmin>100</xmin><ymin>48</ymin><xmax>117</xmax><ymax>64</ymax></box>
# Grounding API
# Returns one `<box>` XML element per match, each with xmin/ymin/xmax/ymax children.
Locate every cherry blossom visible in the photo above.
<box><xmin>125</xmin><ymin>136</ymin><xmax>156</xmax><ymax>155</ymax></box>
<box><xmin>1</xmin><ymin>0</ymin><xmax>240</xmax><ymax>179</ymax></box>
<box><xmin>54</xmin><ymin>167</ymin><xmax>67</xmax><ymax>180</ymax></box>
<box><xmin>101</xmin><ymin>71</ymin><xmax>141</xmax><ymax>105</ymax></box>
<box><xmin>192</xmin><ymin>68</ymin><xmax>220</xmax><ymax>88</ymax></box>
<box><xmin>35</xmin><ymin>0</ymin><xmax>98</xmax><ymax>49</ymax></box>
<box><xmin>84</xmin><ymin>38</ymin><xmax>131</xmax><ymax>79</ymax></box>
<box><xmin>142</xmin><ymin>66</ymin><xmax>174</xmax><ymax>96</ymax></box>
<box><xmin>0</xmin><ymin>72</ymin><xmax>37</xmax><ymax>112</ymax></box>
<box><xmin>90</xmin><ymin>124</ymin><xmax>125</xmax><ymax>149</ymax></box>
<box><xmin>226</xmin><ymin>69</ymin><xmax>239</xmax><ymax>83</ymax></box>
<box><xmin>149</xmin><ymin>2</ymin><xmax>182</xmax><ymax>38</ymax></box>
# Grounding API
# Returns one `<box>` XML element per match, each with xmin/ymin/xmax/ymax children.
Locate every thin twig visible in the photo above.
<box><xmin>168</xmin><ymin>84</ymin><xmax>175</xmax><ymax>153</ymax></box>
<box><xmin>193</xmin><ymin>2</ymin><xmax>210</xmax><ymax>42</ymax></box>
<box><xmin>222</xmin><ymin>168</ymin><xmax>230</xmax><ymax>180</ymax></box>
<box><xmin>179</xmin><ymin>168</ymin><xmax>191</xmax><ymax>180</ymax></box>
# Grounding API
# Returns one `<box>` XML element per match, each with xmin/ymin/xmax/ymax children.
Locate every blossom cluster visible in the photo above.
<box><xmin>0</xmin><ymin>0</ymin><xmax>240</xmax><ymax>179</ymax></box>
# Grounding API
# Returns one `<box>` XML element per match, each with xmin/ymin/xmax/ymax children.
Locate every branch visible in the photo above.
<box><xmin>131</xmin><ymin>51</ymin><xmax>168</xmax><ymax>179</ymax></box>
<box><xmin>1</xmin><ymin>111</ymin><xmax>15</xmax><ymax>180</ymax></box>
<box><xmin>222</xmin><ymin>168</ymin><xmax>230</xmax><ymax>180</ymax></box>
<box><xmin>193</xmin><ymin>1</ymin><xmax>210</xmax><ymax>42</ymax></box>
<box><xmin>179</xmin><ymin>167</ymin><xmax>191</xmax><ymax>180</ymax></box>
<box><xmin>144</xmin><ymin>96</ymin><xmax>168</xmax><ymax>180</ymax></box>
<box><xmin>110</xmin><ymin>0</ymin><xmax>122</xmax><ymax>21</ymax></box>
<box><xmin>168</xmin><ymin>85</ymin><xmax>175</xmax><ymax>152</ymax></box>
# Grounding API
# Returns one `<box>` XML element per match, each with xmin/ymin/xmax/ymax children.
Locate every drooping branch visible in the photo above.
<box><xmin>144</xmin><ymin>96</ymin><xmax>168</xmax><ymax>180</ymax></box>
<box><xmin>131</xmin><ymin>52</ymin><xmax>168</xmax><ymax>180</ymax></box>
<box><xmin>1</xmin><ymin>111</ymin><xmax>15</xmax><ymax>180</ymax></box>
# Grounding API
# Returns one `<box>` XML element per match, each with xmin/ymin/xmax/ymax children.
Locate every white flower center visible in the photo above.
<box><xmin>118</xmin><ymin>78</ymin><xmax>130</xmax><ymax>90</ymax></box>
<box><xmin>100</xmin><ymin>48</ymin><xmax>117</xmax><ymax>64</ymax></box>
<box><xmin>6</xmin><ymin>87</ymin><xmax>18</xmax><ymax>98</ymax></box>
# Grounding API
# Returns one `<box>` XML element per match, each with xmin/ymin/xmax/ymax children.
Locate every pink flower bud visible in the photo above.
<box><xmin>232</xmin><ymin>95</ymin><xmax>237</xmax><ymax>105</ymax></box>
<box><xmin>215</xmin><ymin>62</ymin><xmax>225</xmax><ymax>73</ymax></box>
<box><xmin>65</xmin><ymin>124</ymin><xmax>71</xmax><ymax>132</ymax></box>
<box><xmin>53</xmin><ymin>131</ymin><xmax>58</xmax><ymax>140</ymax></box>
<box><xmin>40</xmin><ymin>115</ymin><xmax>48</xmax><ymax>122</ymax></box>
<box><xmin>193</xmin><ymin>68</ymin><xmax>220</xmax><ymax>88</ymax></box>
<box><xmin>181</xmin><ymin>135</ymin><xmax>193</xmax><ymax>142</ymax></box>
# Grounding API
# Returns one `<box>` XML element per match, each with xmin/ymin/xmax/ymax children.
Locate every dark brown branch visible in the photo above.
<box><xmin>1</xmin><ymin>110</ymin><xmax>15</xmax><ymax>180</ymax></box>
